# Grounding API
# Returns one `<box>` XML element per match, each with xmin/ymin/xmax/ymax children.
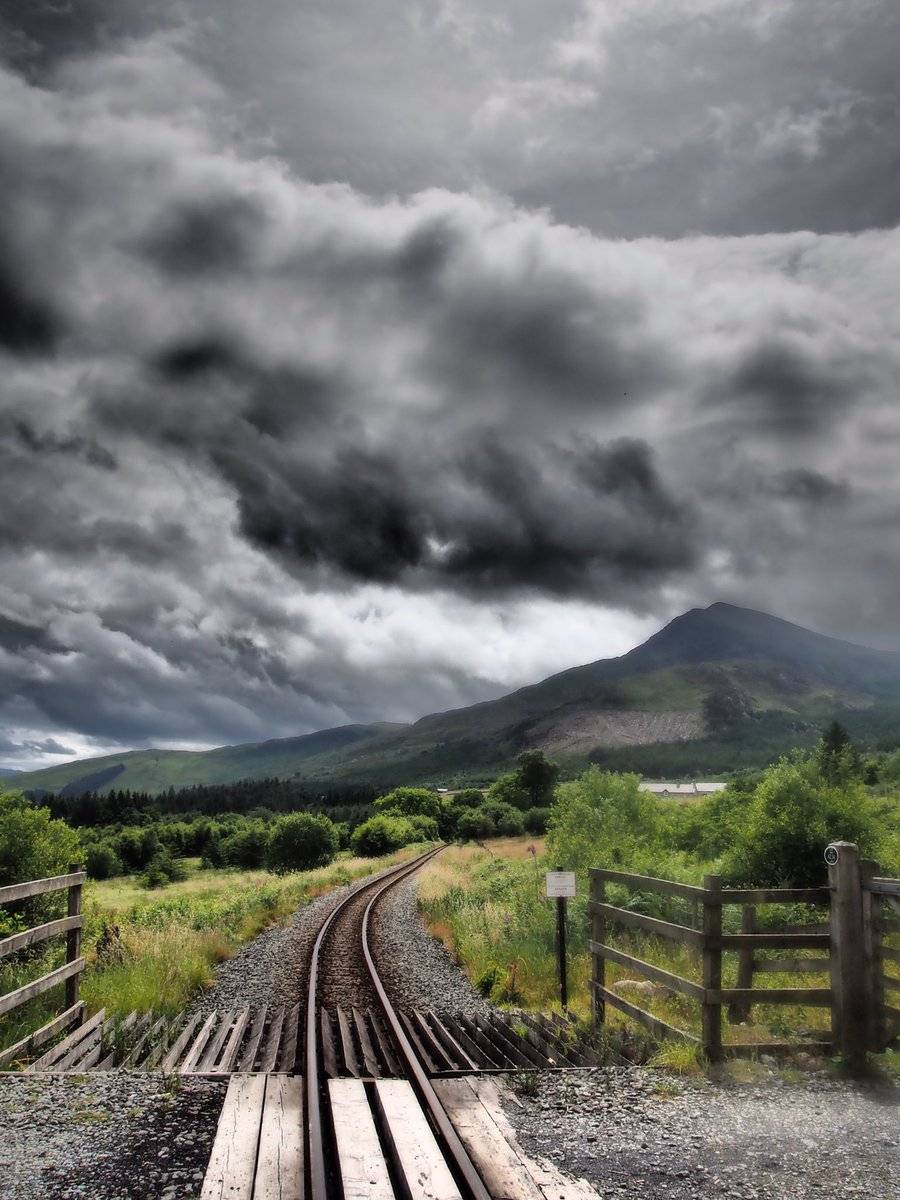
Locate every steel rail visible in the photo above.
<box><xmin>304</xmin><ymin>844</ymin><xmax>448</xmax><ymax>1200</ymax></box>
<box><xmin>361</xmin><ymin>857</ymin><xmax>493</xmax><ymax>1200</ymax></box>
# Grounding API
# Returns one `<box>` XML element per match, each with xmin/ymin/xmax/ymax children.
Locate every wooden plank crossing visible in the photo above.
<box><xmin>434</xmin><ymin>1076</ymin><xmax>601</xmax><ymax>1199</ymax></box>
<box><xmin>200</xmin><ymin>1073</ymin><xmax>303</xmax><ymax>1200</ymax></box>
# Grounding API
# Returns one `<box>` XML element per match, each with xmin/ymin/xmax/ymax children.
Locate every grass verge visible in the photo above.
<box><xmin>1</xmin><ymin>844</ymin><xmax>429</xmax><ymax>1050</ymax></box>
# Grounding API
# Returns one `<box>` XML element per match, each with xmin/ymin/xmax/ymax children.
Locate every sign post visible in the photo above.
<box><xmin>545</xmin><ymin>868</ymin><xmax>576</xmax><ymax>1010</ymax></box>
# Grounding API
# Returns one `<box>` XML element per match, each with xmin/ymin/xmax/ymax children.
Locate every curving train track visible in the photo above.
<box><xmin>304</xmin><ymin>843</ymin><xmax>491</xmax><ymax>1199</ymax></box>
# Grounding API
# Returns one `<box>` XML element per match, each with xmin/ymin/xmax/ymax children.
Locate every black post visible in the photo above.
<box><xmin>556</xmin><ymin>894</ymin><xmax>568</xmax><ymax>1010</ymax></box>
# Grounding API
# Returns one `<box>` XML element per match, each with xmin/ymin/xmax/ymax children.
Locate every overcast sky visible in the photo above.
<box><xmin>2</xmin><ymin>1</ymin><xmax>899</xmax><ymax>770</ymax></box>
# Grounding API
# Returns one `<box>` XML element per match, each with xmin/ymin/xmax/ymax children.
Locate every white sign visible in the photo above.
<box><xmin>545</xmin><ymin>871</ymin><xmax>576</xmax><ymax>898</ymax></box>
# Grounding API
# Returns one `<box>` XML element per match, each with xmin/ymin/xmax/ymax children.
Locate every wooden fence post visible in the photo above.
<box><xmin>827</xmin><ymin>841</ymin><xmax>867</xmax><ymax>1069</ymax></box>
<box><xmin>728</xmin><ymin>904</ymin><xmax>755</xmax><ymax>1024</ymax></box>
<box><xmin>65</xmin><ymin>863</ymin><xmax>83</xmax><ymax>1015</ymax></box>
<box><xmin>860</xmin><ymin>858</ymin><xmax>886</xmax><ymax>1053</ymax></box>
<box><xmin>701</xmin><ymin>874</ymin><xmax>722</xmax><ymax>1062</ymax></box>
<box><xmin>591</xmin><ymin>872</ymin><xmax>606</xmax><ymax>1028</ymax></box>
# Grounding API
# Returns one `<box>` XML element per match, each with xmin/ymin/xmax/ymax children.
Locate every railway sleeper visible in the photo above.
<box><xmin>10</xmin><ymin>1004</ymin><xmax>595</xmax><ymax>1075</ymax></box>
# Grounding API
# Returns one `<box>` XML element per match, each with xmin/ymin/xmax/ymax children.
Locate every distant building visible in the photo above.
<box><xmin>640</xmin><ymin>780</ymin><xmax>726</xmax><ymax>797</ymax></box>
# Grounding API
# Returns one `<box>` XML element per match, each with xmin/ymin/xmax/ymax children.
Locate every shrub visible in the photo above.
<box><xmin>523</xmin><ymin>807</ymin><xmax>549</xmax><ymax>835</ymax></box>
<box><xmin>481</xmin><ymin>801</ymin><xmax>524</xmax><ymax>836</ymax></box>
<box><xmin>404</xmin><ymin>814</ymin><xmax>439</xmax><ymax>841</ymax></box>
<box><xmin>723</xmin><ymin>757</ymin><xmax>883</xmax><ymax>886</ymax></box>
<box><xmin>85</xmin><ymin>842</ymin><xmax>123</xmax><ymax>880</ymax></box>
<box><xmin>351</xmin><ymin>814</ymin><xmax>414</xmax><ymax>857</ymax></box>
<box><xmin>452</xmin><ymin>789</ymin><xmax>485</xmax><ymax>809</ymax></box>
<box><xmin>373</xmin><ymin>787</ymin><xmax>442</xmax><ymax>820</ymax></box>
<box><xmin>547</xmin><ymin>767</ymin><xmax>658</xmax><ymax>872</ymax></box>
<box><xmin>456</xmin><ymin>808</ymin><xmax>496</xmax><ymax>840</ymax></box>
<box><xmin>220</xmin><ymin>823</ymin><xmax>269</xmax><ymax>869</ymax></box>
<box><xmin>485</xmin><ymin>773</ymin><xmax>529</xmax><ymax>811</ymax></box>
<box><xmin>266</xmin><ymin>813</ymin><xmax>338</xmax><ymax>874</ymax></box>
<box><xmin>0</xmin><ymin>791</ymin><xmax>81</xmax><ymax>887</ymax></box>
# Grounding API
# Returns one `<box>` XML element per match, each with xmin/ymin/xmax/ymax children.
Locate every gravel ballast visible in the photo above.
<box><xmin>502</xmin><ymin>1067</ymin><xmax>900</xmax><ymax>1200</ymax></box>
<box><xmin>188</xmin><ymin>863</ymin><xmax>410</xmax><ymax>1016</ymax></box>
<box><xmin>0</xmin><ymin>1073</ymin><xmax>225</xmax><ymax>1200</ymax></box>
<box><xmin>373</xmin><ymin>873</ymin><xmax>493</xmax><ymax>1017</ymax></box>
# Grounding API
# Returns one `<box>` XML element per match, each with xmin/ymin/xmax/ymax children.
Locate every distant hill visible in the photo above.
<box><xmin>0</xmin><ymin>767</ymin><xmax>20</xmax><ymax>779</ymax></box>
<box><xmin>13</xmin><ymin>603</ymin><xmax>900</xmax><ymax>796</ymax></box>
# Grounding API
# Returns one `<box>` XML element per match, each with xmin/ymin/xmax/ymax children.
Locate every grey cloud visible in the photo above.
<box><xmin>0</xmin><ymin>19</ymin><xmax>898</xmax><ymax>767</ymax></box>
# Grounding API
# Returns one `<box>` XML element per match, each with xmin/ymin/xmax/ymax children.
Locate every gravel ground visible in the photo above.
<box><xmin>0</xmin><ymin>1073</ymin><xmax>225</xmax><ymax>1200</ymax></box>
<box><xmin>503</xmin><ymin>1067</ymin><xmax>900</xmax><ymax>1200</ymax></box>
<box><xmin>373</xmin><ymin>874</ymin><xmax>493</xmax><ymax>1016</ymax></box>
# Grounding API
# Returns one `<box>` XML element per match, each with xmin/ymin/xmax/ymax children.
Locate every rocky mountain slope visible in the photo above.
<box><xmin>11</xmin><ymin>603</ymin><xmax>900</xmax><ymax>794</ymax></box>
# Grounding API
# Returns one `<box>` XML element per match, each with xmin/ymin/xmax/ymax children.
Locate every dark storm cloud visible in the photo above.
<box><xmin>0</xmin><ymin>256</ymin><xmax>62</xmax><ymax>354</ymax></box>
<box><xmin>721</xmin><ymin>339</ymin><xmax>864</xmax><ymax>436</ymax></box>
<box><xmin>0</xmin><ymin>614</ymin><xmax>66</xmax><ymax>655</ymax></box>
<box><xmin>139</xmin><ymin>194</ymin><xmax>267</xmax><ymax>277</ymax></box>
<box><xmin>6</xmin><ymin>418</ymin><xmax>117</xmax><ymax>470</ymax></box>
<box><xmin>0</xmin><ymin>14</ymin><xmax>899</xmax><ymax>768</ymax></box>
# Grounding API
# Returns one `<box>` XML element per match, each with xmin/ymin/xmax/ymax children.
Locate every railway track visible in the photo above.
<box><xmin>305</xmin><ymin>843</ymin><xmax>492</xmax><ymax>1199</ymax></box>
<box><xmin>11</xmin><ymin>847</ymin><xmax>601</xmax><ymax>1197</ymax></box>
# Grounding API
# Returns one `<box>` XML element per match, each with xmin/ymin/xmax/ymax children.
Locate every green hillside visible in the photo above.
<box><xmin>11</xmin><ymin>603</ymin><xmax>900</xmax><ymax>795</ymax></box>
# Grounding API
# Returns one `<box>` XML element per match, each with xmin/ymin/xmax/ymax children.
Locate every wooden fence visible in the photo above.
<box><xmin>589</xmin><ymin>842</ymin><xmax>900</xmax><ymax>1065</ymax></box>
<box><xmin>0</xmin><ymin>864</ymin><xmax>86</xmax><ymax>1068</ymax></box>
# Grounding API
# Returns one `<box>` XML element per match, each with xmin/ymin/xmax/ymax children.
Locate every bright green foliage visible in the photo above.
<box><xmin>373</xmin><ymin>787</ymin><xmax>442</xmax><ymax>820</ymax></box>
<box><xmin>722</xmin><ymin>757</ymin><xmax>883</xmax><ymax>886</ymax></box>
<box><xmin>0</xmin><ymin>791</ymin><xmax>81</xmax><ymax>888</ymax></box>
<box><xmin>547</xmin><ymin>767</ymin><xmax>658</xmax><ymax>872</ymax></box>
<box><xmin>403</xmin><ymin>814</ymin><xmax>439</xmax><ymax>840</ymax></box>
<box><xmin>351</xmin><ymin>813</ymin><xmax>415</xmax><ymax>856</ymax></box>
<box><xmin>266</xmin><ymin>812</ymin><xmax>338</xmax><ymax>873</ymax></box>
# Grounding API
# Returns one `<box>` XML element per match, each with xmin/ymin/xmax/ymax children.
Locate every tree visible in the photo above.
<box><xmin>485</xmin><ymin>773</ymin><xmax>529</xmax><ymax>811</ymax></box>
<box><xmin>723</xmin><ymin>757</ymin><xmax>881</xmax><ymax>887</ymax></box>
<box><xmin>0</xmin><ymin>792</ymin><xmax>81</xmax><ymax>887</ymax></box>
<box><xmin>456</xmin><ymin>808</ymin><xmax>496</xmax><ymax>840</ymax></box>
<box><xmin>815</xmin><ymin>721</ymin><xmax>861</xmax><ymax>783</ymax></box>
<box><xmin>451</xmin><ymin>789</ymin><xmax>484</xmax><ymax>809</ymax></box>
<box><xmin>351</xmin><ymin>814</ymin><xmax>414</xmax><ymax>857</ymax></box>
<box><xmin>516</xmin><ymin>750</ymin><xmax>559</xmax><ymax>808</ymax></box>
<box><xmin>85</xmin><ymin>842</ymin><xmax>123</xmax><ymax>880</ymax></box>
<box><xmin>266</xmin><ymin>813</ymin><xmax>337</xmax><ymax>874</ymax></box>
<box><xmin>546</xmin><ymin>767</ymin><xmax>657</xmax><ymax>872</ymax></box>
<box><xmin>373</xmin><ymin>788</ymin><xmax>442</xmax><ymax>820</ymax></box>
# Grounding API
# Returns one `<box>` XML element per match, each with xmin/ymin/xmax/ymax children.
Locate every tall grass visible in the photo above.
<box><xmin>418</xmin><ymin>837</ymin><xmax>842</xmax><ymax>1046</ymax></box>
<box><xmin>1</xmin><ymin>845</ymin><xmax>428</xmax><ymax>1044</ymax></box>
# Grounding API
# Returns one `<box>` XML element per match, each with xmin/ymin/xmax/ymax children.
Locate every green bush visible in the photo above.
<box><xmin>452</xmin><ymin>789</ymin><xmax>485</xmax><ymax>809</ymax></box>
<box><xmin>351</xmin><ymin>813</ymin><xmax>414</xmax><ymax>857</ymax></box>
<box><xmin>220</xmin><ymin>823</ymin><xmax>269</xmax><ymax>868</ymax></box>
<box><xmin>723</xmin><ymin>757</ymin><xmax>884</xmax><ymax>886</ymax></box>
<box><xmin>85</xmin><ymin>842</ymin><xmax>123</xmax><ymax>880</ymax></box>
<box><xmin>456</xmin><ymin>808</ymin><xmax>496</xmax><ymax>840</ymax></box>
<box><xmin>373</xmin><ymin>787</ymin><xmax>442</xmax><ymax>820</ymax></box>
<box><xmin>480</xmin><ymin>800</ymin><xmax>525</xmax><ymax>836</ymax></box>
<box><xmin>266</xmin><ymin>813</ymin><xmax>338</xmax><ymax>873</ymax></box>
<box><xmin>523</xmin><ymin>807</ymin><xmax>549</xmax><ymax>835</ymax></box>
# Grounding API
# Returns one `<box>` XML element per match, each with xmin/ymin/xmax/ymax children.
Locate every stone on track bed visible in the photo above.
<box><xmin>0</xmin><ymin>1074</ymin><xmax>225</xmax><ymax>1200</ymax></box>
<box><xmin>502</xmin><ymin>1067</ymin><xmax>900</xmax><ymax>1200</ymax></box>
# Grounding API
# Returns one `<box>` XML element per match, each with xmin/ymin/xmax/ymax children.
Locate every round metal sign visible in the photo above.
<box><xmin>824</xmin><ymin>844</ymin><xmax>840</xmax><ymax>866</ymax></box>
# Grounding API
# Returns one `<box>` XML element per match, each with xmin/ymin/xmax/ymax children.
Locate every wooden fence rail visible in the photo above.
<box><xmin>590</xmin><ymin>846</ymin><xmax>899</xmax><ymax>1066</ymax></box>
<box><xmin>0</xmin><ymin>864</ymin><xmax>86</xmax><ymax>1065</ymax></box>
<box><xmin>589</xmin><ymin>868</ymin><xmax>834</xmax><ymax>1062</ymax></box>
